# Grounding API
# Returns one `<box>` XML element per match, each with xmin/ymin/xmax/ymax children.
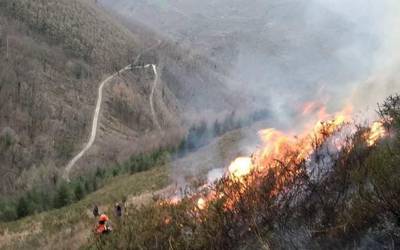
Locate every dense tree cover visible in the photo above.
<box><xmin>177</xmin><ymin>109</ymin><xmax>269</xmax><ymax>156</ymax></box>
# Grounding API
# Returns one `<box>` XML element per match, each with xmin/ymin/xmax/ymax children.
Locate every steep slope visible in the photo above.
<box><xmin>99</xmin><ymin>3</ymin><xmax>248</xmax><ymax>122</ymax></box>
<box><xmin>101</xmin><ymin>0</ymin><xmax>388</xmax><ymax>124</ymax></box>
<box><xmin>0</xmin><ymin>0</ymin><xmax>183</xmax><ymax>194</ymax></box>
<box><xmin>155</xmin><ymin>41</ymin><xmax>243</xmax><ymax>121</ymax></box>
<box><xmin>0</xmin><ymin>0</ymin><xmax>138</xmax><ymax>71</ymax></box>
<box><xmin>69</xmin><ymin>62</ymin><xmax>184</xmax><ymax>180</ymax></box>
<box><xmin>0</xmin><ymin>0</ymin><xmax>252</xmax><ymax>201</ymax></box>
<box><xmin>62</xmin><ymin>64</ymin><xmax>132</xmax><ymax>181</ymax></box>
<box><xmin>0</xmin><ymin>122</ymin><xmax>261</xmax><ymax>250</ymax></box>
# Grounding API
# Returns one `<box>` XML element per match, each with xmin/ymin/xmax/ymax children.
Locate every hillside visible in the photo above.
<box><xmin>101</xmin><ymin>0</ymin><xmax>394</xmax><ymax>122</ymax></box>
<box><xmin>86</xmin><ymin>95</ymin><xmax>400</xmax><ymax>250</ymax></box>
<box><xmin>0</xmin><ymin>0</ymin><xmax>244</xmax><ymax>195</ymax></box>
<box><xmin>0</xmin><ymin>121</ymin><xmax>261</xmax><ymax>249</ymax></box>
<box><xmin>2</xmin><ymin>1</ymin><xmax>398</xmax><ymax>249</ymax></box>
<box><xmin>0</xmin><ymin>0</ymin><xmax>154</xmax><ymax>194</ymax></box>
<box><xmin>3</xmin><ymin>96</ymin><xmax>397</xmax><ymax>250</ymax></box>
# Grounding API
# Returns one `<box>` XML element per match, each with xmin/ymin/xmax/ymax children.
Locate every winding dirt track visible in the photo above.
<box><xmin>62</xmin><ymin>65</ymin><xmax>132</xmax><ymax>181</ymax></box>
<box><xmin>133</xmin><ymin>63</ymin><xmax>162</xmax><ymax>131</ymax></box>
<box><xmin>63</xmin><ymin>62</ymin><xmax>162</xmax><ymax>180</ymax></box>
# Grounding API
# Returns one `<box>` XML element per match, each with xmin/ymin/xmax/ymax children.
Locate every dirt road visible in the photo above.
<box><xmin>63</xmin><ymin>65</ymin><xmax>131</xmax><ymax>181</ymax></box>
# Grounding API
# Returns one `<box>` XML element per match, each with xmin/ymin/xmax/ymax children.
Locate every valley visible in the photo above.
<box><xmin>1</xmin><ymin>0</ymin><xmax>400</xmax><ymax>249</ymax></box>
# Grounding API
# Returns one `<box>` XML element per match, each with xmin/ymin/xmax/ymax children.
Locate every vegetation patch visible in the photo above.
<box><xmin>0</xmin><ymin>149</ymin><xmax>171</xmax><ymax>222</ymax></box>
<box><xmin>87</xmin><ymin>96</ymin><xmax>400</xmax><ymax>249</ymax></box>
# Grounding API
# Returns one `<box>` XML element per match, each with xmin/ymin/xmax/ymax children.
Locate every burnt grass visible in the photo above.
<box><xmin>87</xmin><ymin>95</ymin><xmax>400</xmax><ymax>250</ymax></box>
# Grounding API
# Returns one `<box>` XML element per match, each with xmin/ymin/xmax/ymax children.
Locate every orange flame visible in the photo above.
<box><xmin>254</xmin><ymin>106</ymin><xmax>352</xmax><ymax>175</ymax></box>
<box><xmin>165</xmin><ymin>103</ymin><xmax>387</xmax><ymax>212</ymax></box>
<box><xmin>365</xmin><ymin>121</ymin><xmax>386</xmax><ymax>146</ymax></box>
<box><xmin>197</xmin><ymin>198</ymin><xmax>207</xmax><ymax>210</ymax></box>
<box><xmin>228</xmin><ymin>157</ymin><xmax>253</xmax><ymax>180</ymax></box>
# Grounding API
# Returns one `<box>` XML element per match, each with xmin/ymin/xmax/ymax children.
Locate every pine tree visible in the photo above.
<box><xmin>16</xmin><ymin>197</ymin><xmax>30</xmax><ymax>218</ymax></box>
<box><xmin>0</xmin><ymin>202</ymin><xmax>17</xmax><ymax>222</ymax></box>
<box><xmin>213</xmin><ymin>120</ymin><xmax>221</xmax><ymax>136</ymax></box>
<box><xmin>74</xmin><ymin>184</ymin><xmax>84</xmax><ymax>201</ymax></box>
<box><xmin>54</xmin><ymin>183</ymin><xmax>72</xmax><ymax>208</ymax></box>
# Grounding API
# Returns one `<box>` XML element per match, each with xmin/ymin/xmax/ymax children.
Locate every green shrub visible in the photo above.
<box><xmin>0</xmin><ymin>127</ymin><xmax>16</xmax><ymax>149</ymax></box>
<box><xmin>54</xmin><ymin>183</ymin><xmax>72</xmax><ymax>208</ymax></box>
<box><xmin>0</xmin><ymin>148</ymin><xmax>171</xmax><ymax>222</ymax></box>
<box><xmin>74</xmin><ymin>183</ymin><xmax>85</xmax><ymax>201</ymax></box>
<box><xmin>0</xmin><ymin>201</ymin><xmax>17</xmax><ymax>222</ymax></box>
<box><xmin>16</xmin><ymin>196</ymin><xmax>31</xmax><ymax>218</ymax></box>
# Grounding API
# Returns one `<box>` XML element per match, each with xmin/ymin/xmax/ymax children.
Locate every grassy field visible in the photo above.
<box><xmin>0</xmin><ymin>120</ymin><xmax>268</xmax><ymax>249</ymax></box>
<box><xmin>0</xmin><ymin>166</ymin><xmax>169</xmax><ymax>250</ymax></box>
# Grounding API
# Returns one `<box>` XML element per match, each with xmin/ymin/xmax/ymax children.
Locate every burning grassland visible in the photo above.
<box><xmin>163</xmin><ymin>103</ymin><xmax>386</xmax><ymax>212</ymax></box>
<box><xmin>91</xmin><ymin>95</ymin><xmax>400</xmax><ymax>250</ymax></box>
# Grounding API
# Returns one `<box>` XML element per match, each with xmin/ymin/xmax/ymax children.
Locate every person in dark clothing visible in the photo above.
<box><xmin>115</xmin><ymin>203</ymin><xmax>122</xmax><ymax>218</ymax></box>
<box><xmin>93</xmin><ymin>204</ymin><xmax>99</xmax><ymax>217</ymax></box>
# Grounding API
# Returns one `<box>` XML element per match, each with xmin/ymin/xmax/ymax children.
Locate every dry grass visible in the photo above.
<box><xmin>0</xmin><ymin>121</ymin><xmax>264</xmax><ymax>249</ymax></box>
<box><xmin>0</xmin><ymin>165</ymin><xmax>169</xmax><ymax>250</ymax></box>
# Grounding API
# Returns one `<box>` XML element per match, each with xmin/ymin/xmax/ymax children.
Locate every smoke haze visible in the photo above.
<box><xmin>95</xmin><ymin>0</ymin><xmax>400</xmax><ymax>183</ymax></box>
<box><xmin>102</xmin><ymin>0</ymin><xmax>400</xmax><ymax>127</ymax></box>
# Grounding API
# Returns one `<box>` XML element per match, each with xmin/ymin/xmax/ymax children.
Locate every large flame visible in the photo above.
<box><xmin>365</xmin><ymin>121</ymin><xmax>386</xmax><ymax>146</ymax></box>
<box><xmin>251</xmin><ymin>105</ymin><xmax>353</xmax><ymax>178</ymax></box>
<box><xmin>228</xmin><ymin>157</ymin><xmax>253</xmax><ymax>180</ymax></box>
<box><xmin>166</xmin><ymin>103</ymin><xmax>387</xmax><ymax>214</ymax></box>
<box><xmin>227</xmin><ymin>105</ymin><xmax>383</xmax><ymax>203</ymax></box>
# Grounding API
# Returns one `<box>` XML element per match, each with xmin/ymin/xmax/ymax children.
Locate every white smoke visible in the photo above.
<box><xmin>101</xmin><ymin>0</ymin><xmax>400</xmax><ymax>123</ymax></box>
<box><xmin>311</xmin><ymin>0</ymin><xmax>398</xmax><ymax>112</ymax></box>
<box><xmin>348</xmin><ymin>0</ymin><xmax>400</xmax><ymax>116</ymax></box>
<box><xmin>101</xmin><ymin>0</ymin><xmax>400</xmax><ymax>185</ymax></box>
<box><xmin>207</xmin><ymin>168</ymin><xmax>225</xmax><ymax>184</ymax></box>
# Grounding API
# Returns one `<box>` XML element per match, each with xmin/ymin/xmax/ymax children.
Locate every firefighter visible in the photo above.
<box><xmin>115</xmin><ymin>203</ymin><xmax>122</xmax><ymax>218</ymax></box>
<box><xmin>96</xmin><ymin>214</ymin><xmax>112</xmax><ymax>235</ymax></box>
<box><xmin>92</xmin><ymin>204</ymin><xmax>99</xmax><ymax>218</ymax></box>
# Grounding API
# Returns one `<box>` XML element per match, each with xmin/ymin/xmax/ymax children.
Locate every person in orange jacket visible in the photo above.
<box><xmin>96</xmin><ymin>214</ymin><xmax>112</xmax><ymax>234</ymax></box>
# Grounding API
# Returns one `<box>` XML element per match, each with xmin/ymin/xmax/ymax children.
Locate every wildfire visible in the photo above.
<box><xmin>164</xmin><ymin>216</ymin><xmax>172</xmax><ymax>225</ymax></box>
<box><xmin>197</xmin><ymin>198</ymin><xmax>206</xmax><ymax>210</ymax></box>
<box><xmin>162</xmin><ymin>195</ymin><xmax>181</xmax><ymax>206</ymax></box>
<box><xmin>365</xmin><ymin>121</ymin><xmax>386</xmax><ymax>146</ymax></box>
<box><xmin>164</xmin><ymin>103</ymin><xmax>388</xmax><ymax>215</ymax></box>
<box><xmin>228</xmin><ymin>157</ymin><xmax>253</xmax><ymax>180</ymax></box>
<box><xmin>252</xmin><ymin>107</ymin><xmax>352</xmax><ymax>177</ymax></box>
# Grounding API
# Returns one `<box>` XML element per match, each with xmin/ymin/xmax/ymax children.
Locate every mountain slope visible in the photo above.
<box><xmin>0</xmin><ymin>122</ymin><xmax>259</xmax><ymax>249</ymax></box>
<box><xmin>0</xmin><ymin>0</ymin><xmax>138</xmax><ymax>71</ymax></box>
<box><xmin>0</xmin><ymin>0</ymin><xmax>242</xmax><ymax>195</ymax></box>
<box><xmin>0</xmin><ymin>0</ymin><xmax>183</xmax><ymax>194</ymax></box>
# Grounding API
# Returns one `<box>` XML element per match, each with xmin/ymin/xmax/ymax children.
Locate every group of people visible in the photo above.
<box><xmin>93</xmin><ymin>203</ymin><xmax>123</xmax><ymax>235</ymax></box>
